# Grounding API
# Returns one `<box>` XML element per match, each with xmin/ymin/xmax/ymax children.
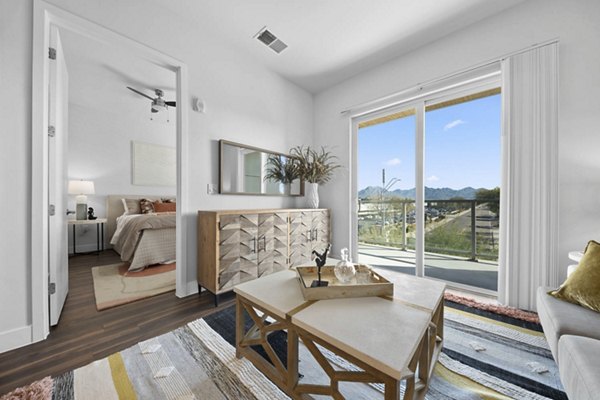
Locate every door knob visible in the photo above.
<box><xmin>66</xmin><ymin>209</ymin><xmax>75</xmax><ymax>215</ymax></box>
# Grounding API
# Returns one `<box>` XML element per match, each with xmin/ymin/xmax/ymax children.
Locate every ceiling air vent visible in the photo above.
<box><xmin>255</xmin><ymin>27</ymin><xmax>288</xmax><ymax>54</ymax></box>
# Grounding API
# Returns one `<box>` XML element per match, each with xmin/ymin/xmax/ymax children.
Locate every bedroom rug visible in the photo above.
<box><xmin>4</xmin><ymin>301</ymin><xmax>566</xmax><ymax>400</ymax></box>
<box><xmin>91</xmin><ymin>262</ymin><xmax>176</xmax><ymax>311</ymax></box>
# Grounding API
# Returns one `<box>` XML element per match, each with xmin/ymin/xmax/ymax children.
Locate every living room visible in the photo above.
<box><xmin>1</xmin><ymin>0</ymin><xmax>600</xmax><ymax>399</ymax></box>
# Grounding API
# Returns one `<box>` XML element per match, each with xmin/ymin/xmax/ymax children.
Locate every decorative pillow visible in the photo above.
<box><xmin>140</xmin><ymin>198</ymin><xmax>157</xmax><ymax>214</ymax></box>
<box><xmin>549</xmin><ymin>240</ymin><xmax>600</xmax><ymax>313</ymax></box>
<box><xmin>162</xmin><ymin>198</ymin><xmax>176</xmax><ymax>203</ymax></box>
<box><xmin>153</xmin><ymin>201</ymin><xmax>176</xmax><ymax>213</ymax></box>
<box><xmin>121</xmin><ymin>198</ymin><xmax>141</xmax><ymax>215</ymax></box>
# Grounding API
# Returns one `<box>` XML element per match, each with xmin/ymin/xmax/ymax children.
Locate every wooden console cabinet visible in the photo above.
<box><xmin>197</xmin><ymin>208</ymin><xmax>330</xmax><ymax>296</ymax></box>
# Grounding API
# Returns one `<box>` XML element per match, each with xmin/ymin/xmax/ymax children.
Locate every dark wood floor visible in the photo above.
<box><xmin>0</xmin><ymin>251</ymin><xmax>234</xmax><ymax>395</ymax></box>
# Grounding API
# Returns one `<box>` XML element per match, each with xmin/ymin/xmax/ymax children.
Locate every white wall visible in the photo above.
<box><xmin>315</xmin><ymin>0</ymin><xmax>600</xmax><ymax>280</ymax></box>
<box><xmin>0</xmin><ymin>0</ymin><xmax>313</xmax><ymax>352</ymax></box>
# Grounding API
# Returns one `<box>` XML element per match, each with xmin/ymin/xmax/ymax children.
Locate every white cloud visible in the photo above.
<box><xmin>384</xmin><ymin>158</ymin><xmax>401</xmax><ymax>166</ymax></box>
<box><xmin>443</xmin><ymin>119</ymin><xmax>466</xmax><ymax>131</ymax></box>
<box><xmin>427</xmin><ymin>175</ymin><xmax>440</xmax><ymax>182</ymax></box>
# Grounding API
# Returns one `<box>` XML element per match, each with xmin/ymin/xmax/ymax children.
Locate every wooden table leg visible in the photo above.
<box><xmin>235</xmin><ymin>295</ymin><xmax>244</xmax><ymax>359</ymax></box>
<box><xmin>385</xmin><ymin>378</ymin><xmax>400</xmax><ymax>400</ymax></box>
<box><xmin>287</xmin><ymin>327</ymin><xmax>299</xmax><ymax>394</ymax></box>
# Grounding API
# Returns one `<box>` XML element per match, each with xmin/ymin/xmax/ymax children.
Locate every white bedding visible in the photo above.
<box><xmin>110</xmin><ymin>213</ymin><xmax>176</xmax><ymax>271</ymax></box>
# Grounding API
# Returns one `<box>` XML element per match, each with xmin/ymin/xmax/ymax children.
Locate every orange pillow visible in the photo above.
<box><xmin>153</xmin><ymin>201</ymin><xmax>176</xmax><ymax>213</ymax></box>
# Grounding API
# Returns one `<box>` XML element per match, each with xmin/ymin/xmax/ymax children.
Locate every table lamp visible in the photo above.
<box><xmin>68</xmin><ymin>180</ymin><xmax>95</xmax><ymax>220</ymax></box>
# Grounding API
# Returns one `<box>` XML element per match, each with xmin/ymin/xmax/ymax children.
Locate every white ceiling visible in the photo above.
<box><xmin>59</xmin><ymin>28</ymin><xmax>176</xmax><ymax>116</ymax></box>
<box><xmin>59</xmin><ymin>0</ymin><xmax>525</xmax><ymax>97</ymax></box>
<box><xmin>148</xmin><ymin>0</ymin><xmax>525</xmax><ymax>93</ymax></box>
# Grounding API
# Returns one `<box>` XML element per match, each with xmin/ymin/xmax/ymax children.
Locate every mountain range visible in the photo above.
<box><xmin>358</xmin><ymin>186</ymin><xmax>483</xmax><ymax>200</ymax></box>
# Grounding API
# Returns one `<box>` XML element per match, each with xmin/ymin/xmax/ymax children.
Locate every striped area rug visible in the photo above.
<box><xmin>3</xmin><ymin>302</ymin><xmax>566</xmax><ymax>400</ymax></box>
<box><xmin>205</xmin><ymin>303</ymin><xmax>566</xmax><ymax>400</ymax></box>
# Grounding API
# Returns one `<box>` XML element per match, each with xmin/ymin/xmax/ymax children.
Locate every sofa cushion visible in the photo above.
<box><xmin>537</xmin><ymin>287</ymin><xmax>600</xmax><ymax>362</ymax></box>
<box><xmin>558</xmin><ymin>335</ymin><xmax>600</xmax><ymax>400</ymax></box>
<box><xmin>550</xmin><ymin>240</ymin><xmax>600</xmax><ymax>312</ymax></box>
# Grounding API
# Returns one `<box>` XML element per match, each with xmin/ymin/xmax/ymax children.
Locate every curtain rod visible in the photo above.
<box><xmin>340</xmin><ymin>38</ymin><xmax>559</xmax><ymax>115</ymax></box>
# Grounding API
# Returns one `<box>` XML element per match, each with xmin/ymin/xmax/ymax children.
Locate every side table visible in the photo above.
<box><xmin>68</xmin><ymin>218</ymin><xmax>107</xmax><ymax>255</ymax></box>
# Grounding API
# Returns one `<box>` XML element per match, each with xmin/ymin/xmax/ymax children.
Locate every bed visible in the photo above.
<box><xmin>106</xmin><ymin>195</ymin><xmax>176</xmax><ymax>272</ymax></box>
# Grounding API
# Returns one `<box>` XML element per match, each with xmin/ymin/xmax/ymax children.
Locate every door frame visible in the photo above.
<box><xmin>350</xmin><ymin>102</ymin><xmax>424</xmax><ymax>277</ymax></box>
<box><xmin>31</xmin><ymin>0</ymin><xmax>190</xmax><ymax>342</ymax></box>
<box><xmin>350</xmin><ymin>72</ymin><xmax>501</xmax><ymax>295</ymax></box>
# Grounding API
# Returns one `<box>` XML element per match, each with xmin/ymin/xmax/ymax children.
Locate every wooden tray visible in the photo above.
<box><xmin>296</xmin><ymin>265</ymin><xmax>393</xmax><ymax>301</ymax></box>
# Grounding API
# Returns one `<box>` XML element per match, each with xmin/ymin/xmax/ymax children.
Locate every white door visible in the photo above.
<box><xmin>48</xmin><ymin>26</ymin><xmax>69</xmax><ymax>326</ymax></box>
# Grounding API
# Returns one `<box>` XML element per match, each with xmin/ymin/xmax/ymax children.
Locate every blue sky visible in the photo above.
<box><xmin>358</xmin><ymin>94</ymin><xmax>501</xmax><ymax>191</ymax></box>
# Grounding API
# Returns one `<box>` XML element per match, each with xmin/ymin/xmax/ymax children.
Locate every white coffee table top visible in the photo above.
<box><xmin>378</xmin><ymin>271</ymin><xmax>446</xmax><ymax>312</ymax></box>
<box><xmin>234</xmin><ymin>269</ymin><xmax>307</xmax><ymax>319</ymax></box>
<box><xmin>291</xmin><ymin>296</ymin><xmax>431</xmax><ymax>380</ymax></box>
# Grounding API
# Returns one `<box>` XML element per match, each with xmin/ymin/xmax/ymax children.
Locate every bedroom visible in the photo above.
<box><xmin>59</xmin><ymin>26</ymin><xmax>179</xmax><ymax>313</ymax></box>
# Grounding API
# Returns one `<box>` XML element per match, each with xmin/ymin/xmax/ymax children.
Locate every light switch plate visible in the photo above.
<box><xmin>207</xmin><ymin>183</ymin><xmax>217</xmax><ymax>195</ymax></box>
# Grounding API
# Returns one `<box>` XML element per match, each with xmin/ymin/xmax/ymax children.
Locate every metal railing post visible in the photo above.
<box><xmin>470</xmin><ymin>201</ymin><xmax>477</xmax><ymax>261</ymax></box>
<box><xmin>402</xmin><ymin>202</ymin><xmax>407</xmax><ymax>250</ymax></box>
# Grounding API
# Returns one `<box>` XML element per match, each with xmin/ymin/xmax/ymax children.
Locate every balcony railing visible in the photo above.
<box><xmin>357</xmin><ymin>199</ymin><xmax>500</xmax><ymax>262</ymax></box>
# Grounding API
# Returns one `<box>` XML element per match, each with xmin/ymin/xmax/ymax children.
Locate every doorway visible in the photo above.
<box><xmin>31</xmin><ymin>1</ymin><xmax>189</xmax><ymax>343</ymax></box>
<box><xmin>353</xmin><ymin>78</ymin><xmax>501</xmax><ymax>295</ymax></box>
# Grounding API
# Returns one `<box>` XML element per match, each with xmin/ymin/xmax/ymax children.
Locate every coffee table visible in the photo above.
<box><xmin>234</xmin><ymin>269</ymin><xmax>445</xmax><ymax>399</ymax></box>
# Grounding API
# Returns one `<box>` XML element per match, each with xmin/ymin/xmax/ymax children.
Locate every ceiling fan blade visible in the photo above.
<box><xmin>165</xmin><ymin>101</ymin><xmax>176</xmax><ymax>107</ymax></box>
<box><xmin>126</xmin><ymin>86</ymin><xmax>154</xmax><ymax>101</ymax></box>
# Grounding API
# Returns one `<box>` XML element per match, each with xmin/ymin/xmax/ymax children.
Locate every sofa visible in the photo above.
<box><xmin>537</xmin><ymin>287</ymin><xmax>600</xmax><ymax>400</ymax></box>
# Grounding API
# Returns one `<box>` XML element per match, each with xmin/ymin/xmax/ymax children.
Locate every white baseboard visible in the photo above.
<box><xmin>0</xmin><ymin>325</ymin><xmax>33</xmax><ymax>353</ymax></box>
<box><xmin>185</xmin><ymin>280</ymin><xmax>199</xmax><ymax>296</ymax></box>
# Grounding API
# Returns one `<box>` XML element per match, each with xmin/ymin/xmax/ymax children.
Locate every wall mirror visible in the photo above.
<box><xmin>219</xmin><ymin>140</ymin><xmax>303</xmax><ymax>196</ymax></box>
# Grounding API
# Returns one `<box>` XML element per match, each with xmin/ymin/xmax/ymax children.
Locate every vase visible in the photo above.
<box><xmin>334</xmin><ymin>248</ymin><xmax>355</xmax><ymax>283</ymax></box>
<box><xmin>282</xmin><ymin>182</ymin><xmax>292</xmax><ymax>195</ymax></box>
<box><xmin>306</xmin><ymin>182</ymin><xmax>319</xmax><ymax>208</ymax></box>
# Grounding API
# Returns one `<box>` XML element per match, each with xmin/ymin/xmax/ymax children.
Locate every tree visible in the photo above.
<box><xmin>476</xmin><ymin>187</ymin><xmax>500</xmax><ymax>215</ymax></box>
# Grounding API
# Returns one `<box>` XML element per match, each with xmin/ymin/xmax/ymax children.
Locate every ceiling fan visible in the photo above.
<box><xmin>126</xmin><ymin>86</ymin><xmax>176</xmax><ymax>113</ymax></box>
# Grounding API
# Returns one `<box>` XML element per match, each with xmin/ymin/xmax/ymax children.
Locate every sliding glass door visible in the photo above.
<box><xmin>354</xmin><ymin>84</ymin><xmax>501</xmax><ymax>294</ymax></box>
<box><xmin>423</xmin><ymin>90</ymin><xmax>501</xmax><ymax>291</ymax></box>
<box><xmin>356</xmin><ymin>107</ymin><xmax>417</xmax><ymax>274</ymax></box>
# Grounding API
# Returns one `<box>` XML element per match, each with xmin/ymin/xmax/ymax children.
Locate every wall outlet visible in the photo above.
<box><xmin>207</xmin><ymin>183</ymin><xmax>217</xmax><ymax>195</ymax></box>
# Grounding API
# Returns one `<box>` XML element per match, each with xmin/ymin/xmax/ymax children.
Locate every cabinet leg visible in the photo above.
<box><xmin>214</xmin><ymin>293</ymin><xmax>220</xmax><ymax>307</ymax></box>
<box><xmin>198</xmin><ymin>284</ymin><xmax>203</xmax><ymax>296</ymax></box>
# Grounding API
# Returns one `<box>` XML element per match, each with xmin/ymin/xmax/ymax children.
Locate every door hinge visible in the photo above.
<box><xmin>49</xmin><ymin>47</ymin><xmax>57</xmax><ymax>60</ymax></box>
<box><xmin>49</xmin><ymin>282</ymin><xmax>56</xmax><ymax>295</ymax></box>
<box><xmin>48</xmin><ymin>126</ymin><xmax>56</xmax><ymax>137</ymax></box>
<box><xmin>48</xmin><ymin>204</ymin><xmax>55</xmax><ymax>216</ymax></box>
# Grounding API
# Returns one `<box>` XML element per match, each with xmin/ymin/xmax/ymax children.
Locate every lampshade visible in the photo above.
<box><xmin>68</xmin><ymin>180</ymin><xmax>95</xmax><ymax>195</ymax></box>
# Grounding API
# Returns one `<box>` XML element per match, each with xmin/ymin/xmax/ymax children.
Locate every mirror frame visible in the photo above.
<box><xmin>219</xmin><ymin>139</ymin><xmax>304</xmax><ymax>196</ymax></box>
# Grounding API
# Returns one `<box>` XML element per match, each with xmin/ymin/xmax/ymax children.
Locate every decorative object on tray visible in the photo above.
<box><xmin>296</xmin><ymin>264</ymin><xmax>393</xmax><ymax>300</ymax></box>
<box><xmin>87</xmin><ymin>207</ymin><xmax>97</xmax><ymax>220</ymax></box>
<box><xmin>289</xmin><ymin>145</ymin><xmax>340</xmax><ymax>208</ymax></box>
<box><xmin>334</xmin><ymin>247</ymin><xmax>355</xmax><ymax>283</ymax></box>
<box><xmin>355</xmin><ymin>264</ymin><xmax>372</xmax><ymax>284</ymax></box>
<box><xmin>310</xmin><ymin>243</ymin><xmax>330</xmax><ymax>287</ymax></box>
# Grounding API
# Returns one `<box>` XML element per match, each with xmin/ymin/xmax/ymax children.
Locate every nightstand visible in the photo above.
<box><xmin>68</xmin><ymin>218</ymin><xmax>107</xmax><ymax>255</ymax></box>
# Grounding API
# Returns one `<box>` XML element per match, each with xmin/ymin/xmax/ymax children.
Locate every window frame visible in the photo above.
<box><xmin>351</xmin><ymin>73</ymin><xmax>501</xmax><ymax>295</ymax></box>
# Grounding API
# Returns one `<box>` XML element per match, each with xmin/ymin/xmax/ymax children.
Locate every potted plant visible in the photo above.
<box><xmin>264</xmin><ymin>154</ymin><xmax>299</xmax><ymax>195</ymax></box>
<box><xmin>290</xmin><ymin>145</ymin><xmax>340</xmax><ymax>208</ymax></box>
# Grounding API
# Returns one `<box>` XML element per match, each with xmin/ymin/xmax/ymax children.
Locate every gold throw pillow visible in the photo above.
<box><xmin>550</xmin><ymin>240</ymin><xmax>600</xmax><ymax>312</ymax></box>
